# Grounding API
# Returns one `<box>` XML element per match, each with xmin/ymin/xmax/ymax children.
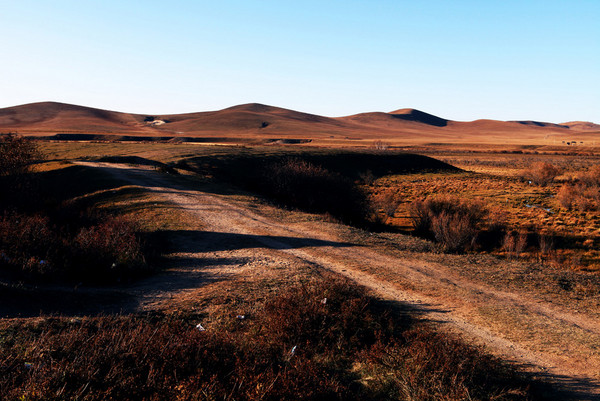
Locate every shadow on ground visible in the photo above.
<box><xmin>164</xmin><ymin>229</ymin><xmax>356</xmax><ymax>253</ymax></box>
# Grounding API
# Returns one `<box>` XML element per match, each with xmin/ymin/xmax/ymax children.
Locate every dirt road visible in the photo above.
<box><xmin>77</xmin><ymin>161</ymin><xmax>600</xmax><ymax>399</ymax></box>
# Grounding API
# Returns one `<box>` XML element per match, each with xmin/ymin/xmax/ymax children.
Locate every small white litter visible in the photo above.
<box><xmin>236</xmin><ymin>315</ymin><xmax>245</xmax><ymax>320</ymax></box>
<box><xmin>290</xmin><ymin>345</ymin><xmax>297</xmax><ymax>356</ymax></box>
<box><xmin>196</xmin><ymin>323</ymin><xmax>206</xmax><ymax>331</ymax></box>
<box><xmin>321</xmin><ymin>298</ymin><xmax>327</xmax><ymax>305</ymax></box>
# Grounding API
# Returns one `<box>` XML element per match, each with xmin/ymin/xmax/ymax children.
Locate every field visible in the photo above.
<box><xmin>1</xmin><ymin>138</ymin><xmax>600</xmax><ymax>399</ymax></box>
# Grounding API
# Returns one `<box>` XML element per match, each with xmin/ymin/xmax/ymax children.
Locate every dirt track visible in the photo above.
<box><xmin>77</xmin><ymin>161</ymin><xmax>600</xmax><ymax>399</ymax></box>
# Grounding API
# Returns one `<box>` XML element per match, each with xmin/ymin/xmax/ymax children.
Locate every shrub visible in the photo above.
<box><xmin>370</xmin><ymin>190</ymin><xmax>401</xmax><ymax>224</ymax></box>
<box><xmin>579</xmin><ymin>165</ymin><xmax>600</xmax><ymax>187</ymax></box>
<box><xmin>0</xmin><ymin>134</ymin><xmax>40</xmax><ymax>177</ymax></box>
<box><xmin>557</xmin><ymin>183</ymin><xmax>600</xmax><ymax>211</ymax></box>
<box><xmin>410</xmin><ymin>196</ymin><xmax>487</xmax><ymax>252</ymax></box>
<box><xmin>263</xmin><ymin>158</ymin><xmax>369</xmax><ymax>225</ymax></box>
<box><xmin>557</xmin><ymin>183</ymin><xmax>577</xmax><ymax>210</ymax></box>
<box><xmin>0</xmin><ymin>212</ymin><xmax>59</xmax><ymax>278</ymax></box>
<box><xmin>523</xmin><ymin>162</ymin><xmax>561</xmax><ymax>186</ymax></box>
<box><xmin>502</xmin><ymin>230</ymin><xmax>528</xmax><ymax>259</ymax></box>
<box><xmin>71</xmin><ymin>216</ymin><xmax>148</xmax><ymax>282</ymax></box>
<box><xmin>0</xmin><ymin>134</ymin><xmax>42</xmax><ymax>207</ymax></box>
<box><xmin>0</xmin><ymin>210</ymin><xmax>150</xmax><ymax>283</ymax></box>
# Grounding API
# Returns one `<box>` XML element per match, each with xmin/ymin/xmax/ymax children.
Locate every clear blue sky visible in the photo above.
<box><xmin>1</xmin><ymin>0</ymin><xmax>599</xmax><ymax>122</ymax></box>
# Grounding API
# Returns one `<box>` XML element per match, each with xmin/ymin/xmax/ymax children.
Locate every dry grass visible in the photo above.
<box><xmin>0</xmin><ymin>276</ymin><xmax>547</xmax><ymax>400</ymax></box>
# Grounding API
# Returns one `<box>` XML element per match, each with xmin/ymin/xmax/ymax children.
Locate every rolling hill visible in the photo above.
<box><xmin>0</xmin><ymin>101</ymin><xmax>597</xmax><ymax>145</ymax></box>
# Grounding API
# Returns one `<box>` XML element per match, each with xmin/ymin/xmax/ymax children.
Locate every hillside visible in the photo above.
<box><xmin>0</xmin><ymin>101</ymin><xmax>597</xmax><ymax>145</ymax></box>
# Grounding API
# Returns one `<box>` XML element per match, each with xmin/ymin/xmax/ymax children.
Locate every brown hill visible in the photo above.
<box><xmin>0</xmin><ymin>101</ymin><xmax>597</xmax><ymax>145</ymax></box>
<box><xmin>0</xmin><ymin>102</ymin><xmax>153</xmax><ymax>134</ymax></box>
<box><xmin>388</xmin><ymin>108</ymin><xmax>449</xmax><ymax>127</ymax></box>
<box><xmin>155</xmin><ymin>103</ymin><xmax>351</xmax><ymax>134</ymax></box>
<box><xmin>561</xmin><ymin>121</ymin><xmax>600</xmax><ymax>131</ymax></box>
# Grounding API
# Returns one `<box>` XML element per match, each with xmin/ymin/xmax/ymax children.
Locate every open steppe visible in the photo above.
<box><xmin>2</xmin><ymin>106</ymin><xmax>600</xmax><ymax>399</ymax></box>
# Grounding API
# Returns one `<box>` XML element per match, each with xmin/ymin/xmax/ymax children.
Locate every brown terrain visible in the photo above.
<box><xmin>1</xmin><ymin>101</ymin><xmax>599</xmax><ymax>146</ymax></box>
<box><xmin>46</xmin><ymin>161</ymin><xmax>600</xmax><ymax>398</ymax></box>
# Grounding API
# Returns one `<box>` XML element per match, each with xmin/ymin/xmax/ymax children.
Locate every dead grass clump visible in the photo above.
<box><xmin>410</xmin><ymin>196</ymin><xmax>487</xmax><ymax>252</ymax></box>
<box><xmin>523</xmin><ymin>162</ymin><xmax>561</xmax><ymax>186</ymax></box>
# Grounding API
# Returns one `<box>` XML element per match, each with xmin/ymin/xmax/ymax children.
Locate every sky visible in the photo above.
<box><xmin>1</xmin><ymin>0</ymin><xmax>599</xmax><ymax>122</ymax></box>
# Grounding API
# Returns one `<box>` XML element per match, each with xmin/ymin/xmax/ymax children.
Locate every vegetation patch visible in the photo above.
<box><xmin>0</xmin><ymin>136</ymin><xmax>162</xmax><ymax>284</ymax></box>
<box><xmin>0</xmin><ymin>276</ymin><xmax>548</xmax><ymax>400</ymax></box>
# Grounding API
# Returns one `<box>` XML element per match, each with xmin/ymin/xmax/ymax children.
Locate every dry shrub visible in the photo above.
<box><xmin>0</xmin><ymin>212</ymin><xmax>58</xmax><ymax>277</ymax></box>
<box><xmin>410</xmin><ymin>196</ymin><xmax>487</xmax><ymax>252</ymax></box>
<box><xmin>503</xmin><ymin>230</ymin><xmax>528</xmax><ymax>259</ymax></box>
<box><xmin>557</xmin><ymin>183</ymin><xmax>577</xmax><ymax>209</ymax></box>
<box><xmin>71</xmin><ymin>216</ymin><xmax>148</xmax><ymax>282</ymax></box>
<box><xmin>263</xmin><ymin>158</ymin><xmax>369</xmax><ymax>225</ymax></box>
<box><xmin>558</xmin><ymin>183</ymin><xmax>600</xmax><ymax>211</ymax></box>
<box><xmin>0</xmin><ymin>134</ymin><xmax>42</xmax><ymax>206</ymax></box>
<box><xmin>370</xmin><ymin>189</ymin><xmax>401</xmax><ymax>224</ymax></box>
<box><xmin>0</xmin><ymin>134</ymin><xmax>40</xmax><ymax>177</ymax></box>
<box><xmin>523</xmin><ymin>162</ymin><xmax>561</xmax><ymax>186</ymax></box>
<box><xmin>579</xmin><ymin>165</ymin><xmax>600</xmax><ymax>187</ymax></box>
<box><xmin>0</xmin><ymin>210</ymin><xmax>149</xmax><ymax>283</ymax></box>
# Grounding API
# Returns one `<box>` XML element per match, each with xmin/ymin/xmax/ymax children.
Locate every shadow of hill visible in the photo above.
<box><xmin>164</xmin><ymin>230</ymin><xmax>356</xmax><ymax>253</ymax></box>
<box><xmin>178</xmin><ymin>150</ymin><xmax>459</xmax><ymax>182</ymax></box>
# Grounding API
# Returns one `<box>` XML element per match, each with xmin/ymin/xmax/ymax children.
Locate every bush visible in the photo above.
<box><xmin>579</xmin><ymin>165</ymin><xmax>600</xmax><ymax>187</ymax></box>
<box><xmin>0</xmin><ymin>134</ymin><xmax>40</xmax><ymax>177</ymax></box>
<box><xmin>71</xmin><ymin>216</ymin><xmax>147</xmax><ymax>282</ymax></box>
<box><xmin>410</xmin><ymin>196</ymin><xmax>487</xmax><ymax>252</ymax></box>
<box><xmin>0</xmin><ymin>212</ymin><xmax>59</xmax><ymax>278</ymax></box>
<box><xmin>502</xmin><ymin>230</ymin><xmax>528</xmax><ymax>259</ymax></box>
<box><xmin>370</xmin><ymin>190</ymin><xmax>401</xmax><ymax>224</ymax></box>
<box><xmin>557</xmin><ymin>183</ymin><xmax>600</xmax><ymax>211</ymax></box>
<box><xmin>262</xmin><ymin>158</ymin><xmax>369</xmax><ymax>225</ymax></box>
<box><xmin>0</xmin><ymin>210</ymin><xmax>150</xmax><ymax>283</ymax></box>
<box><xmin>0</xmin><ymin>134</ymin><xmax>42</xmax><ymax>207</ymax></box>
<box><xmin>523</xmin><ymin>162</ymin><xmax>561</xmax><ymax>186</ymax></box>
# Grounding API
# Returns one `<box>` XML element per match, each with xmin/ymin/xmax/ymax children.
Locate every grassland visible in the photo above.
<box><xmin>2</xmin><ymin>139</ymin><xmax>599</xmax><ymax>399</ymax></box>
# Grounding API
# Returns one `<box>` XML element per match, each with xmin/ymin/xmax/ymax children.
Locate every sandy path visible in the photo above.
<box><xmin>76</xmin><ymin>161</ymin><xmax>600</xmax><ymax>399</ymax></box>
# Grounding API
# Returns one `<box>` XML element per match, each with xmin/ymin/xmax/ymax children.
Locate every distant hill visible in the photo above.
<box><xmin>0</xmin><ymin>101</ymin><xmax>597</xmax><ymax>145</ymax></box>
<box><xmin>0</xmin><ymin>102</ymin><xmax>153</xmax><ymax>134</ymax></box>
<box><xmin>561</xmin><ymin>121</ymin><xmax>600</xmax><ymax>131</ymax></box>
